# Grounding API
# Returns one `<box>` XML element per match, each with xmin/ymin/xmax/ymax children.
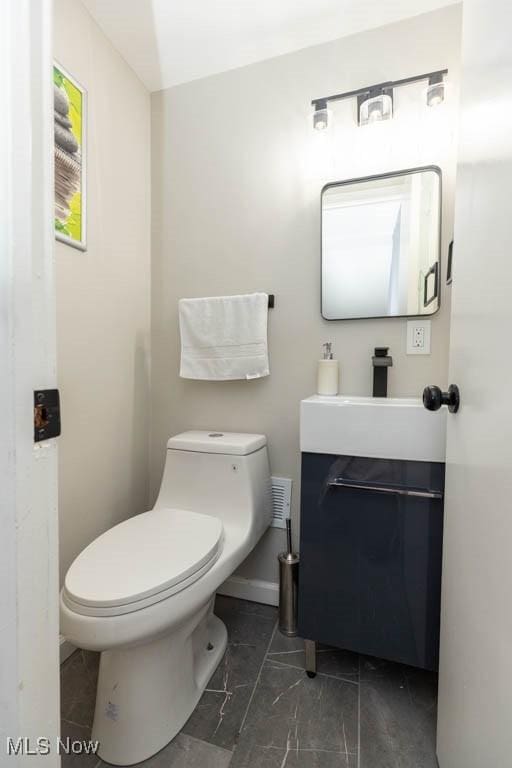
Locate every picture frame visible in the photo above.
<box><xmin>53</xmin><ymin>62</ymin><xmax>87</xmax><ymax>251</ymax></box>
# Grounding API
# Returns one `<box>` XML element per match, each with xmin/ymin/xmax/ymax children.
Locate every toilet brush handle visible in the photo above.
<box><xmin>286</xmin><ymin>519</ymin><xmax>292</xmax><ymax>557</ymax></box>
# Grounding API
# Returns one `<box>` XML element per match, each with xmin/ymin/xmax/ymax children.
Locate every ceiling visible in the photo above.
<box><xmin>82</xmin><ymin>0</ymin><xmax>457</xmax><ymax>92</ymax></box>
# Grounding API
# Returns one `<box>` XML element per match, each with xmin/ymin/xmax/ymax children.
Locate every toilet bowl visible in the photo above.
<box><xmin>60</xmin><ymin>431</ymin><xmax>272</xmax><ymax>766</ymax></box>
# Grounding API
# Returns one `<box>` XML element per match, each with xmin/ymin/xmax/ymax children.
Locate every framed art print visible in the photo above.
<box><xmin>53</xmin><ymin>63</ymin><xmax>87</xmax><ymax>251</ymax></box>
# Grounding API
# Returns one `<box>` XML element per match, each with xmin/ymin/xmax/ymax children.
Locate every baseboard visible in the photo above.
<box><xmin>217</xmin><ymin>575</ymin><xmax>279</xmax><ymax>607</ymax></box>
<box><xmin>60</xmin><ymin>634</ymin><xmax>76</xmax><ymax>664</ymax></box>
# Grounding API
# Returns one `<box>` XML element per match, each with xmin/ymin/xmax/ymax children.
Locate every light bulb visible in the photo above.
<box><xmin>313</xmin><ymin>106</ymin><xmax>329</xmax><ymax>131</ymax></box>
<box><xmin>368</xmin><ymin>101</ymin><xmax>384</xmax><ymax>122</ymax></box>
<box><xmin>426</xmin><ymin>81</ymin><xmax>445</xmax><ymax>107</ymax></box>
<box><xmin>359</xmin><ymin>93</ymin><xmax>393</xmax><ymax>126</ymax></box>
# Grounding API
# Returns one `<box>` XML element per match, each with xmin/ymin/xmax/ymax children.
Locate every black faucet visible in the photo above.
<box><xmin>372</xmin><ymin>347</ymin><xmax>393</xmax><ymax>397</ymax></box>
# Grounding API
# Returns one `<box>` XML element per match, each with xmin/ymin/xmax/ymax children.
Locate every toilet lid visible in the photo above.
<box><xmin>64</xmin><ymin>508</ymin><xmax>223</xmax><ymax>611</ymax></box>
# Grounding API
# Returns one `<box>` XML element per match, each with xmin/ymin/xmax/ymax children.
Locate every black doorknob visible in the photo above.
<box><xmin>423</xmin><ymin>384</ymin><xmax>460</xmax><ymax>413</ymax></box>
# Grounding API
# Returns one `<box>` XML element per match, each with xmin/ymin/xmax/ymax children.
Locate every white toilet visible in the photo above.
<box><xmin>60</xmin><ymin>431</ymin><xmax>272</xmax><ymax>766</ymax></box>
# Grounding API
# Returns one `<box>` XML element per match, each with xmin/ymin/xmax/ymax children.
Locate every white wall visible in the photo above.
<box><xmin>151</xmin><ymin>6</ymin><xmax>461</xmax><ymax>584</ymax></box>
<box><xmin>54</xmin><ymin>0</ymin><xmax>151</xmax><ymax>584</ymax></box>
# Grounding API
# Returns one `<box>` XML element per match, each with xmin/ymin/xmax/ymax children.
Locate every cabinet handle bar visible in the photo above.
<box><xmin>328</xmin><ymin>480</ymin><xmax>443</xmax><ymax>499</ymax></box>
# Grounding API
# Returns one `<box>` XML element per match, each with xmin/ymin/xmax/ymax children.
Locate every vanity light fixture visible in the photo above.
<box><xmin>311</xmin><ymin>68</ymin><xmax>447</xmax><ymax>129</ymax></box>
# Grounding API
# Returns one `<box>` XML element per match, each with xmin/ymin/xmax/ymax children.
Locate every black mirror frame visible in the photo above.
<box><xmin>320</xmin><ymin>165</ymin><xmax>442</xmax><ymax>321</ymax></box>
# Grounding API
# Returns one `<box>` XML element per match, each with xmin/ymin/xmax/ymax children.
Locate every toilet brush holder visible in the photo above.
<box><xmin>278</xmin><ymin>519</ymin><xmax>299</xmax><ymax>637</ymax></box>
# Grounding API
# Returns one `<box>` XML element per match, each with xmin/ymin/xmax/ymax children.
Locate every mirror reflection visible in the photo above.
<box><xmin>321</xmin><ymin>167</ymin><xmax>441</xmax><ymax>320</ymax></box>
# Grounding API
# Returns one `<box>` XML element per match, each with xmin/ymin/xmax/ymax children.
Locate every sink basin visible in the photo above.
<box><xmin>300</xmin><ymin>395</ymin><xmax>447</xmax><ymax>462</ymax></box>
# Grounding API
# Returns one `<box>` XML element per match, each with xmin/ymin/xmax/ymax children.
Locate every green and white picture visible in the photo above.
<box><xmin>54</xmin><ymin>63</ymin><xmax>87</xmax><ymax>250</ymax></box>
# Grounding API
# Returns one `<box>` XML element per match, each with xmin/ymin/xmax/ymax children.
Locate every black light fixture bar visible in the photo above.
<box><xmin>311</xmin><ymin>69</ymin><xmax>448</xmax><ymax>110</ymax></box>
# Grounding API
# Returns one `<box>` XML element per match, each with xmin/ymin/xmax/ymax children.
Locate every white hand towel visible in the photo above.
<box><xmin>179</xmin><ymin>293</ymin><xmax>270</xmax><ymax>381</ymax></box>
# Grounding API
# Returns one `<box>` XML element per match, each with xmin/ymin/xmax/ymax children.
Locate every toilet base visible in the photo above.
<box><xmin>92</xmin><ymin>599</ymin><xmax>227</xmax><ymax>766</ymax></box>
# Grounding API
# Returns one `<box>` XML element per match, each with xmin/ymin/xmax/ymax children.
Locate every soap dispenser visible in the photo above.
<box><xmin>317</xmin><ymin>342</ymin><xmax>339</xmax><ymax>396</ymax></box>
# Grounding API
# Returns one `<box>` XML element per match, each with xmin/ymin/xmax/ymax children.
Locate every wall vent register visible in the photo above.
<box><xmin>271</xmin><ymin>476</ymin><xmax>292</xmax><ymax>529</ymax></box>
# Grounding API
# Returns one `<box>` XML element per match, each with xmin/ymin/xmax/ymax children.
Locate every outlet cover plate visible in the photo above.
<box><xmin>407</xmin><ymin>320</ymin><xmax>431</xmax><ymax>355</ymax></box>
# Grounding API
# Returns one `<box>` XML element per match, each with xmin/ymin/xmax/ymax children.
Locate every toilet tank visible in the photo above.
<box><xmin>154</xmin><ymin>431</ymin><xmax>272</xmax><ymax>542</ymax></box>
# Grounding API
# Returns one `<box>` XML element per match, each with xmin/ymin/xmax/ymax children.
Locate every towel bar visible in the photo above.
<box><xmin>328</xmin><ymin>479</ymin><xmax>443</xmax><ymax>499</ymax></box>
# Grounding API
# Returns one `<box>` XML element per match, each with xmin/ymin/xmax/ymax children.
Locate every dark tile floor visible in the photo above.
<box><xmin>60</xmin><ymin>596</ymin><xmax>438</xmax><ymax>767</ymax></box>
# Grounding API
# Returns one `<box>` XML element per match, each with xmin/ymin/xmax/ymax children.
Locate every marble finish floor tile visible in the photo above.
<box><xmin>215</xmin><ymin>594</ymin><xmax>277</xmax><ymax>623</ymax></box>
<box><xmin>230</xmin><ymin>747</ymin><xmax>357</xmax><ymax>767</ymax></box>
<box><xmin>61</xmin><ymin>649</ymin><xmax>100</xmax><ymax>729</ymax></box>
<box><xmin>359</xmin><ymin>655</ymin><xmax>438</xmax><ymax>768</ymax></box>
<box><xmin>229</xmin><ymin>659</ymin><xmax>358</xmax><ymax>768</ymax></box>
<box><xmin>182</xmin><ymin>596</ymin><xmax>278</xmax><ymax>750</ymax></box>
<box><xmin>60</xmin><ymin>596</ymin><xmax>440</xmax><ymax>768</ymax></box>
<box><xmin>95</xmin><ymin>734</ymin><xmax>231</xmax><ymax>768</ymax></box>
<box><xmin>268</xmin><ymin>631</ymin><xmax>359</xmax><ymax>683</ymax></box>
<box><xmin>60</xmin><ymin>720</ymin><xmax>102</xmax><ymax>768</ymax></box>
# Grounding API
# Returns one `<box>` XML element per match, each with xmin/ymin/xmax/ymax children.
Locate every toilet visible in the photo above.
<box><xmin>60</xmin><ymin>431</ymin><xmax>272</xmax><ymax>766</ymax></box>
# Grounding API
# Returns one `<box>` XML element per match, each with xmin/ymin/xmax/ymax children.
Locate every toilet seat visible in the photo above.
<box><xmin>62</xmin><ymin>508</ymin><xmax>223</xmax><ymax>617</ymax></box>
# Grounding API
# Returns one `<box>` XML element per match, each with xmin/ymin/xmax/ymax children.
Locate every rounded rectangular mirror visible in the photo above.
<box><xmin>321</xmin><ymin>167</ymin><xmax>441</xmax><ymax>320</ymax></box>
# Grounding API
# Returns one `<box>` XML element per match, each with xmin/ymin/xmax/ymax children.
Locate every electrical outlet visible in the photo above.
<box><xmin>407</xmin><ymin>320</ymin><xmax>431</xmax><ymax>355</ymax></box>
<box><xmin>413</xmin><ymin>326</ymin><xmax>425</xmax><ymax>348</ymax></box>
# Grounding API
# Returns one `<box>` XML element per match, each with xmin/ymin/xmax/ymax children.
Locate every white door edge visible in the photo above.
<box><xmin>0</xmin><ymin>0</ymin><xmax>60</xmax><ymax>760</ymax></box>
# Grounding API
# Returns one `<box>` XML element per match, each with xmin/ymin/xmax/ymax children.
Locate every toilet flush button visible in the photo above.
<box><xmin>209</xmin><ymin>433</ymin><xmax>224</xmax><ymax>438</ymax></box>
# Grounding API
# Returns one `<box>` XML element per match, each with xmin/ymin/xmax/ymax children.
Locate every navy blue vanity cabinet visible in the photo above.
<box><xmin>297</xmin><ymin>453</ymin><xmax>445</xmax><ymax>670</ymax></box>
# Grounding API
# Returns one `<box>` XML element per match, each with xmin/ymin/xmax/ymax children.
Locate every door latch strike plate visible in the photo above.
<box><xmin>34</xmin><ymin>389</ymin><xmax>61</xmax><ymax>442</ymax></box>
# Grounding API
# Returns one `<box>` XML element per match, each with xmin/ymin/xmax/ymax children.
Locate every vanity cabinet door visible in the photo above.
<box><xmin>297</xmin><ymin>452</ymin><xmax>444</xmax><ymax>670</ymax></box>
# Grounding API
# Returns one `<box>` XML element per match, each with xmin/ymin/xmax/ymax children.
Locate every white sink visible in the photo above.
<box><xmin>300</xmin><ymin>395</ymin><xmax>447</xmax><ymax>462</ymax></box>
